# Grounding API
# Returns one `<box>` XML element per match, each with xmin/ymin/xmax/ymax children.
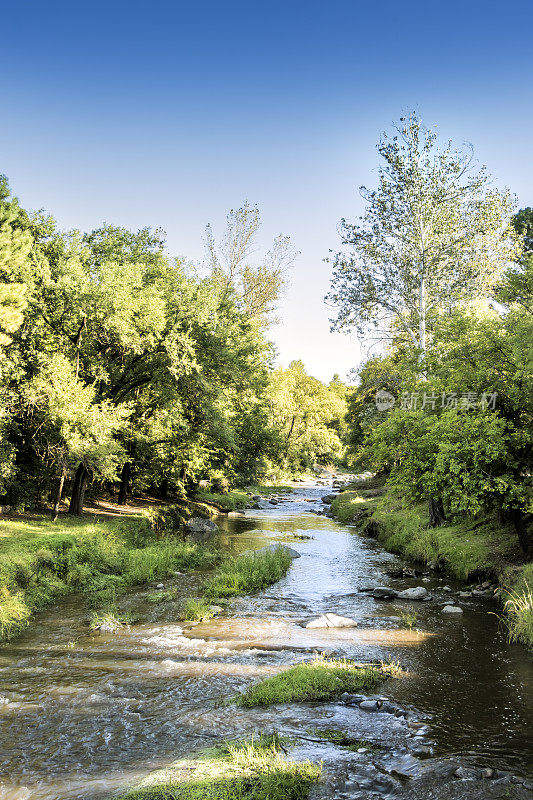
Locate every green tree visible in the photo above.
<box><xmin>269</xmin><ymin>361</ymin><xmax>347</xmax><ymax>471</ymax></box>
<box><xmin>327</xmin><ymin>114</ymin><xmax>517</xmax><ymax>352</ymax></box>
<box><xmin>205</xmin><ymin>202</ymin><xmax>298</xmax><ymax>327</ymax></box>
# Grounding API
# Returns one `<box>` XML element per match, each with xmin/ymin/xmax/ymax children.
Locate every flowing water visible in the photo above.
<box><xmin>0</xmin><ymin>483</ymin><xmax>532</xmax><ymax>799</ymax></box>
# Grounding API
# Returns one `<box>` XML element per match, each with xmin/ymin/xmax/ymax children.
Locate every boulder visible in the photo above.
<box><xmin>252</xmin><ymin>495</ymin><xmax>261</xmax><ymax>501</ymax></box>
<box><xmin>321</xmin><ymin>494</ymin><xmax>336</xmax><ymax>504</ymax></box>
<box><xmin>304</xmin><ymin>613</ymin><xmax>358</xmax><ymax>629</ymax></box>
<box><xmin>442</xmin><ymin>605</ymin><xmax>463</xmax><ymax>614</ymax></box>
<box><xmin>397</xmin><ymin>586</ymin><xmax>428</xmax><ymax>601</ymax></box>
<box><xmin>185</xmin><ymin>517</ymin><xmax>219</xmax><ymax>542</ymax></box>
<box><xmin>359</xmin><ymin>699</ymin><xmax>379</xmax><ymax>711</ymax></box>
<box><xmin>372</xmin><ymin>586</ymin><xmax>399</xmax><ymax>599</ymax></box>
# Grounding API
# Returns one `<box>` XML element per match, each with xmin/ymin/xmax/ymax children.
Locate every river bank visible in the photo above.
<box><xmin>0</xmin><ymin>484</ymin><xmax>296</xmax><ymax>642</ymax></box>
<box><xmin>0</xmin><ymin>480</ymin><xmax>532</xmax><ymax>800</ymax></box>
<box><xmin>329</xmin><ymin>477</ymin><xmax>533</xmax><ymax>647</ymax></box>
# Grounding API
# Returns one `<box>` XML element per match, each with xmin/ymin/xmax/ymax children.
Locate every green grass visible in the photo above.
<box><xmin>0</xmin><ymin>514</ymin><xmax>221</xmax><ymax>641</ymax></box>
<box><xmin>182</xmin><ymin>597</ymin><xmax>217</xmax><ymax>621</ymax></box>
<box><xmin>247</xmin><ymin>484</ymin><xmax>294</xmax><ymax>495</ymax></box>
<box><xmin>145</xmin><ymin>588</ymin><xmax>179</xmax><ymax>603</ymax></box>
<box><xmin>112</xmin><ymin>735</ymin><xmax>320</xmax><ymax>800</ymax></box>
<box><xmin>0</xmin><ymin>587</ymin><xmax>31</xmax><ymax>639</ymax></box>
<box><xmin>236</xmin><ymin>657</ymin><xmax>394</xmax><ymax>707</ymax></box>
<box><xmin>330</xmin><ymin>490</ymin><xmax>378</xmax><ymax>523</ymax></box>
<box><xmin>89</xmin><ymin>609</ymin><xmax>131</xmax><ymax>631</ymax></box>
<box><xmin>193</xmin><ymin>490</ymin><xmax>251</xmax><ymax>512</ymax></box>
<box><xmin>398</xmin><ymin>610</ymin><xmax>418</xmax><ymax>630</ymax></box>
<box><xmin>203</xmin><ymin>546</ymin><xmax>293</xmax><ymax>599</ymax></box>
<box><xmin>370</xmin><ymin>494</ymin><xmax>520</xmax><ymax>580</ymax></box>
<box><xmin>311</xmin><ymin>728</ymin><xmax>380</xmax><ymax>753</ymax></box>
<box><xmin>502</xmin><ymin>564</ymin><xmax>533</xmax><ymax>647</ymax></box>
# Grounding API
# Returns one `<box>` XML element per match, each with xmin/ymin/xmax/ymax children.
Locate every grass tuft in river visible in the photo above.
<box><xmin>203</xmin><ymin>546</ymin><xmax>293</xmax><ymax>598</ymax></box>
<box><xmin>311</xmin><ymin>728</ymin><xmax>380</xmax><ymax>753</ymax></box>
<box><xmin>236</xmin><ymin>657</ymin><xmax>396</xmax><ymax>707</ymax></box>
<box><xmin>182</xmin><ymin>597</ymin><xmax>218</xmax><ymax>621</ymax></box>
<box><xmin>112</xmin><ymin>734</ymin><xmax>320</xmax><ymax>800</ymax></box>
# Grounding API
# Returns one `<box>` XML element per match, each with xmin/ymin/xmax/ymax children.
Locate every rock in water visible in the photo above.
<box><xmin>442</xmin><ymin>605</ymin><xmax>463</xmax><ymax>614</ymax></box>
<box><xmin>305</xmin><ymin>613</ymin><xmax>358</xmax><ymax>629</ymax></box>
<box><xmin>185</xmin><ymin>517</ymin><xmax>219</xmax><ymax>542</ymax></box>
<box><xmin>397</xmin><ymin>586</ymin><xmax>428</xmax><ymax>600</ymax></box>
<box><xmin>372</xmin><ymin>586</ymin><xmax>399</xmax><ymax>599</ymax></box>
<box><xmin>321</xmin><ymin>494</ymin><xmax>336</xmax><ymax>504</ymax></box>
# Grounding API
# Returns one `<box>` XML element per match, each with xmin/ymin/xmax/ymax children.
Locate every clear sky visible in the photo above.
<box><xmin>1</xmin><ymin>0</ymin><xmax>532</xmax><ymax>382</ymax></box>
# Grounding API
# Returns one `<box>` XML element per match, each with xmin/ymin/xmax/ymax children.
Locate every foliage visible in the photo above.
<box><xmin>0</xmin><ymin>176</ymin><xmax>304</xmax><ymax>512</ymax></box>
<box><xmin>236</xmin><ymin>657</ymin><xmax>389</xmax><ymax>707</ymax></box>
<box><xmin>204</xmin><ymin>201</ymin><xmax>298</xmax><ymax>328</ymax></box>
<box><xmin>268</xmin><ymin>361</ymin><xmax>347</xmax><ymax>471</ymax></box>
<box><xmin>327</xmin><ymin>113</ymin><xmax>517</xmax><ymax>351</ymax></box>
<box><xmin>335</xmin><ymin>128</ymin><xmax>533</xmax><ymax>554</ymax></box>
<box><xmin>502</xmin><ymin>565</ymin><xmax>533</xmax><ymax>647</ymax></box>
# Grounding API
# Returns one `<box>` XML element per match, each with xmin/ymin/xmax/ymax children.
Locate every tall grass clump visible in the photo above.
<box><xmin>182</xmin><ymin>597</ymin><xmax>217</xmax><ymax>621</ymax></box>
<box><xmin>0</xmin><ymin>588</ymin><xmax>31</xmax><ymax>639</ymax></box>
<box><xmin>503</xmin><ymin>565</ymin><xmax>533</xmax><ymax>647</ymax></box>
<box><xmin>203</xmin><ymin>546</ymin><xmax>293</xmax><ymax>598</ymax></box>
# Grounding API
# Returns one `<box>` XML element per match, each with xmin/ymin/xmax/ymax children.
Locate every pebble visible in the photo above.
<box><xmin>442</xmin><ymin>605</ymin><xmax>463</xmax><ymax>613</ymax></box>
<box><xmin>156</xmin><ymin>583</ymin><xmax>164</xmax><ymax>589</ymax></box>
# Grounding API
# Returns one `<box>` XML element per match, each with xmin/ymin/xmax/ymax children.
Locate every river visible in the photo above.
<box><xmin>0</xmin><ymin>482</ymin><xmax>532</xmax><ymax>799</ymax></box>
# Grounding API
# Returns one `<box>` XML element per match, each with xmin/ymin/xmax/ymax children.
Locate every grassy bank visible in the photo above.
<box><xmin>236</xmin><ymin>657</ymin><xmax>397</xmax><ymax>707</ymax></box>
<box><xmin>0</xmin><ymin>514</ymin><xmax>220</xmax><ymax>641</ymax></box>
<box><xmin>193</xmin><ymin>484</ymin><xmax>295</xmax><ymax>513</ymax></box>
<box><xmin>330</xmin><ymin>479</ymin><xmax>533</xmax><ymax>647</ymax></box>
<box><xmin>113</xmin><ymin>735</ymin><xmax>320</xmax><ymax>800</ymax></box>
<box><xmin>193</xmin><ymin>489</ymin><xmax>252</xmax><ymax>512</ymax></box>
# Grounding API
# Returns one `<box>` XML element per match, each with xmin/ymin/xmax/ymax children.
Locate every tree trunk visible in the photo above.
<box><xmin>511</xmin><ymin>509</ymin><xmax>533</xmax><ymax>558</ymax></box>
<box><xmin>118</xmin><ymin>462</ymin><xmax>131</xmax><ymax>505</ymax></box>
<box><xmin>428</xmin><ymin>496</ymin><xmax>446</xmax><ymax>528</ymax></box>
<box><xmin>51</xmin><ymin>464</ymin><xmax>67</xmax><ymax>522</ymax></box>
<box><xmin>69</xmin><ymin>463</ymin><xmax>89</xmax><ymax>516</ymax></box>
<box><xmin>418</xmin><ymin>276</ymin><xmax>426</xmax><ymax>352</ymax></box>
<box><xmin>159</xmin><ymin>477</ymin><xmax>169</xmax><ymax>500</ymax></box>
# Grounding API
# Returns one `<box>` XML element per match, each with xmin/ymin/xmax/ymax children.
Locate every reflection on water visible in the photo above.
<box><xmin>0</xmin><ymin>484</ymin><xmax>532</xmax><ymax>799</ymax></box>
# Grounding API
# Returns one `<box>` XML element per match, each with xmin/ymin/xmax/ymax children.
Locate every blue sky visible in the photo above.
<box><xmin>1</xmin><ymin>0</ymin><xmax>532</xmax><ymax>381</ymax></box>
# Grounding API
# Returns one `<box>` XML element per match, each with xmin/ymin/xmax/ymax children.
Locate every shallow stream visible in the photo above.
<box><xmin>0</xmin><ymin>483</ymin><xmax>532</xmax><ymax>799</ymax></box>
